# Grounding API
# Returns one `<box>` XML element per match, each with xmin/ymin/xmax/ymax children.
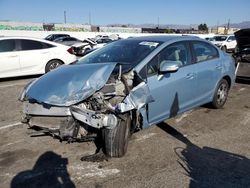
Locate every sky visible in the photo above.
<box><xmin>0</xmin><ymin>0</ymin><xmax>250</xmax><ymax>26</ymax></box>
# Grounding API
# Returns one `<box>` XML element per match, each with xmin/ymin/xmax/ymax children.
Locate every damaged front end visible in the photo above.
<box><xmin>20</xmin><ymin>62</ymin><xmax>153</xmax><ymax>145</ymax></box>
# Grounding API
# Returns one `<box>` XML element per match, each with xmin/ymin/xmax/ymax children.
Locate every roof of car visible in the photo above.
<box><xmin>127</xmin><ymin>35</ymin><xmax>200</xmax><ymax>42</ymax></box>
<box><xmin>0</xmin><ymin>36</ymin><xmax>68</xmax><ymax>47</ymax></box>
<box><xmin>0</xmin><ymin>36</ymin><xmax>52</xmax><ymax>41</ymax></box>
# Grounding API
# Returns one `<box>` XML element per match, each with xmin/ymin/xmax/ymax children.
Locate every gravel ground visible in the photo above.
<box><xmin>0</xmin><ymin>76</ymin><xmax>249</xmax><ymax>188</ymax></box>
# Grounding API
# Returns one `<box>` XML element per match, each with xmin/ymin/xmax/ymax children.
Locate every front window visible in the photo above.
<box><xmin>146</xmin><ymin>42</ymin><xmax>191</xmax><ymax>76</ymax></box>
<box><xmin>213</xmin><ymin>36</ymin><xmax>227</xmax><ymax>41</ymax></box>
<box><xmin>78</xmin><ymin>39</ymin><xmax>162</xmax><ymax>68</ymax></box>
<box><xmin>227</xmin><ymin>36</ymin><xmax>235</xmax><ymax>41</ymax></box>
<box><xmin>0</xmin><ymin>39</ymin><xmax>16</xmax><ymax>52</ymax></box>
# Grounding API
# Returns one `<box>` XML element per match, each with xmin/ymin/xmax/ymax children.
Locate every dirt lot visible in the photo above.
<box><xmin>0</xmin><ymin>76</ymin><xmax>249</xmax><ymax>188</ymax></box>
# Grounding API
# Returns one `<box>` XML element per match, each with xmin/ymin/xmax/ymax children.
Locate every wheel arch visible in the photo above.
<box><xmin>47</xmin><ymin>58</ymin><xmax>65</xmax><ymax>65</ymax></box>
<box><xmin>222</xmin><ymin>75</ymin><xmax>232</xmax><ymax>88</ymax></box>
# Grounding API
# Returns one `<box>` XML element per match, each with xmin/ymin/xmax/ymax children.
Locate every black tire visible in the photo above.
<box><xmin>102</xmin><ymin>114</ymin><xmax>131</xmax><ymax>157</ymax></box>
<box><xmin>45</xmin><ymin>60</ymin><xmax>63</xmax><ymax>73</ymax></box>
<box><xmin>221</xmin><ymin>46</ymin><xmax>227</xmax><ymax>52</ymax></box>
<box><xmin>211</xmin><ymin>79</ymin><xmax>229</xmax><ymax>109</ymax></box>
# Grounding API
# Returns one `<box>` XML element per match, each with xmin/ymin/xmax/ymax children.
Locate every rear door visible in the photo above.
<box><xmin>191</xmin><ymin>41</ymin><xmax>221</xmax><ymax>105</ymax></box>
<box><xmin>18</xmin><ymin>39</ymin><xmax>53</xmax><ymax>74</ymax></box>
<box><xmin>145</xmin><ymin>41</ymin><xmax>197</xmax><ymax>125</ymax></box>
<box><xmin>0</xmin><ymin>39</ymin><xmax>20</xmax><ymax>78</ymax></box>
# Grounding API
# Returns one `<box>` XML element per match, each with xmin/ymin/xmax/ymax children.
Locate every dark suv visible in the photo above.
<box><xmin>234</xmin><ymin>29</ymin><xmax>250</xmax><ymax>79</ymax></box>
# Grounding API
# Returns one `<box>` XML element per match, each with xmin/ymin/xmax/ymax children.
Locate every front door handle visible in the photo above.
<box><xmin>186</xmin><ymin>73</ymin><xmax>195</xmax><ymax>79</ymax></box>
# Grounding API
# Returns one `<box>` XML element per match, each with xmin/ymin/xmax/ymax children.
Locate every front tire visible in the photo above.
<box><xmin>211</xmin><ymin>79</ymin><xmax>229</xmax><ymax>109</ymax></box>
<box><xmin>102</xmin><ymin>114</ymin><xmax>131</xmax><ymax>157</ymax></box>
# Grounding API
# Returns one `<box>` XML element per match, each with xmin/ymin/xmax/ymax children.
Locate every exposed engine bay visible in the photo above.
<box><xmin>21</xmin><ymin>64</ymin><xmax>149</xmax><ymax>142</ymax></box>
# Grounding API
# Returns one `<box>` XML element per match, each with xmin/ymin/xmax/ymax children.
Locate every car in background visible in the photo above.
<box><xmin>95</xmin><ymin>34</ymin><xmax>109</xmax><ymax>40</ymax></box>
<box><xmin>53</xmin><ymin>37</ymin><xmax>97</xmax><ymax>56</ymax></box>
<box><xmin>20</xmin><ymin>36</ymin><xmax>235</xmax><ymax>158</ymax></box>
<box><xmin>45</xmin><ymin>34</ymin><xmax>70</xmax><ymax>41</ymax></box>
<box><xmin>95</xmin><ymin>38</ymin><xmax>113</xmax><ymax>48</ymax></box>
<box><xmin>54</xmin><ymin>36</ymin><xmax>82</xmax><ymax>46</ymax></box>
<box><xmin>0</xmin><ymin>37</ymin><xmax>77</xmax><ymax>78</ymax></box>
<box><xmin>211</xmin><ymin>35</ymin><xmax>237</xmax><ymax>52</ymax></box>
<box><xmin>72</xmin><ymin>42</ymin><xmax>93</xmax><ymax>56</ymax></box>
<box><xmin>234</xmin><ymin>28</ymin><xmax>250</xmax><ymax>80</ymax></box>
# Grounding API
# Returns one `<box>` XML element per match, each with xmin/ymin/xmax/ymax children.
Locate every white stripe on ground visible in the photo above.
<box><xmin>0</xmin><ymin>122</ymin><xmax>22</xmax><ymax>130</ymax></box>
<box><xmin>175</xmin><ymin>111</ymin><xmax>193</xmax><ymax>123</ymax></box>
<box><xmin>135</xmin><ymin>133</ymin><xmax>156</xmax><ymax>141</ymax></box>
<box><xmin>0</xmin><ymin>82</ymin><xmax>27</xmax><ymax>88</ymax></box>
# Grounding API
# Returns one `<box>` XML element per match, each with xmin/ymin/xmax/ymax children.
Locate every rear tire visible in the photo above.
<box><xmin>102</xmin><ymin>114</ymin><xmax>131</xmax><ymax>157</ymax></box>
<box><xmin>45</xmin><ymin>60</ymin><xmax>63</xmax><ymax>73</ymax></box>
<box><xmin>211</xmin><ymin>79</ymin><xmax>229</xmax><ymax>109</ymax></box>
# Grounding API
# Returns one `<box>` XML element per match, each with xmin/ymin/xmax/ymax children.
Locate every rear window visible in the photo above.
<box><xmin>0</xmin><ymin>39</ymin><xmax>16</xmax><ymax>52</ymax></box>
<box><xmin>192</xmin><ymin>41</ymin><xmax>219</xmax><ymax>63</ymax></box>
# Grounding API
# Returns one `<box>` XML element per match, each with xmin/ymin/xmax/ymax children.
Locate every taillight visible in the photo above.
<box><xmin>67</xmin><ymin>47</ymin><xmax>74</xmax><ymax>55</ymax></box>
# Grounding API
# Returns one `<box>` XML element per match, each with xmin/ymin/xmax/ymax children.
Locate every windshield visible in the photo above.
<box><xmin>213</xmin><ymin>36</ymin><xmax>227</xmax><ymax>41</ymax></box>
<box><xmin>77</xmin><ymin>39</ymin><xmax>162</xmax><ymax>67</ymax></box>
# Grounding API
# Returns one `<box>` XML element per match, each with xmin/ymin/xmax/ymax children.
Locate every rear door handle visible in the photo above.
<box><xmin>186</xmin><ymin>73</ymin><xmax>195</xmax><ymax>79</ymax></box>
<box><xmin>216</xmin><ymin>65</ymin><xmax>222</xmax><ymax>70</ymax></box>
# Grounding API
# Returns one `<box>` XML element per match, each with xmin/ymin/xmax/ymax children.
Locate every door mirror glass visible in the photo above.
<box><xmin>159</xmin><ymin>60</ymin><xmax>180</xmax><ymax>74</ymax></box>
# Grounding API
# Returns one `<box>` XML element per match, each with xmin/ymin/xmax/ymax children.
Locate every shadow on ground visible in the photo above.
<box><xmin>236</xmin><ymin>78</ymin><xmax>250</xmax><ymax>85</ymax></box>
<box><xmin>157</xmin><ymin>122</ymin><xmax>250</xmax><ymax>188</ymax></box>
<box><xmin>11</xmin><ymin>151</ymin><xmax>75</xmax><ymax>188</ymax></box>
<box><xmin>0</xmin><ymin>75</ymin><xmax>40</xmax><ymax>82</ymax></box>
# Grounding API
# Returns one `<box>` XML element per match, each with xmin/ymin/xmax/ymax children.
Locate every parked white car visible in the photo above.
<box><xmin>211</xmin><ymin>35</ymin><xmax>237</xmax><ymax>52</ymax></box>
<box><xmin>0</xmin><ymin>37</ymin><xmax>77</xmax><ymax>78</ymax></box>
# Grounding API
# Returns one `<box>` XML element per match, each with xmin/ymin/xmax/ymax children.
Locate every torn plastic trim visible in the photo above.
<box><xmin>70</xmin><ymin>105</ymin><xmax>118</xmax><ymax>129</ymax></box>
<box><xmin>116</xmin><ymin>82</ymin><xmax>154</xmax><ymax>113</ymax></box>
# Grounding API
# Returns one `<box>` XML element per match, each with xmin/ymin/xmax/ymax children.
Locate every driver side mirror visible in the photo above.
<box><xmin>159</xmin><ymin>60</ymin><xmax>180</xmax><ymax>74</ymax></box>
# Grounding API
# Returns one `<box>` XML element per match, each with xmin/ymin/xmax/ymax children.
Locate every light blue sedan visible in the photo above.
<box><xmin>20</xmin><ymin>36</ymin><xmax>236</xmax><ymax>157</ymax></box>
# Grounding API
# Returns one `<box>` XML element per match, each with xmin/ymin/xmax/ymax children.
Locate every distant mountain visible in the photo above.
<box><xmin>107</xmin><ymin>21</ymin><xmax>250</xmax><ymax>30</ymax></box>
<box><xmin>106</xmin><ymin>23</ymin><xmax>198</xmax><ymax>29</ymax></box>
<box><xmin>219</xmin><ymin>21</ymin><xmax>250</xmax><ymax>29</ymax></box>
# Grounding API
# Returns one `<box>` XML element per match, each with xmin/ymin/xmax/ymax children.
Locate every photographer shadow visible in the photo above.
<box><xmin>157</xmin><ymin>122</ymin><xmax>250</xmax><ymax>188</ymax></box>
<box><xmin>11</xmin><ymin>151</ymin><xmax>75</xmax><ymax>188</ymax></box>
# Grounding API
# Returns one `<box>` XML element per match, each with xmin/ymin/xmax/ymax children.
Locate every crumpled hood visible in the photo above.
<box><xmin>234</xmin><ymin>29</ymin><xmax>250</xmax><ymax>51</ymax></box>
<box><xmin>23</xmin><ymin>63</ymin><xmax>117</xmax><ymax>106</ymax></box>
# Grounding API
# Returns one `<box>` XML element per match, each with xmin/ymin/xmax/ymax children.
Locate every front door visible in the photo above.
<box><xmin>145</xmin><ymin>42</ymin><xmax>197</xmax><ymax>125</ymax></box>
<box><xmin>0</xmin><ymin>39</ymin><xmax>20</xmax><ymax>78</ymax></box>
